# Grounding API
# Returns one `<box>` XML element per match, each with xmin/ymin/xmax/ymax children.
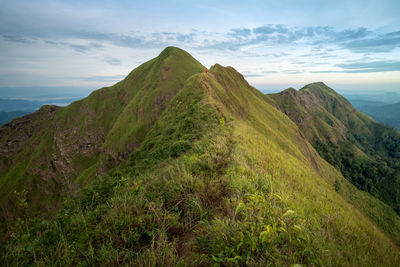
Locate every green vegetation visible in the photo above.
<box><xmin>266</xmin><ymin>82</ymin><xmax>400</xmax><ymax>215</ymax></box>
<box><xmin>0</xmin><ymin>47</ymin><xmax>204</xmax><ymax>238</ymax></box>
<box><xmin>1</xmin><ymin>48</ymin><xmax>399</xmax><ymax>266</ymax></box>
<box><xmin>315</xmin><ymin>133</ymin><xmax>400</xmax><ymax>214</ymax></box>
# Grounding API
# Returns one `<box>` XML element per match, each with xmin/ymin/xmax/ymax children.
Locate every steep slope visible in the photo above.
<box><xmin>1</xmin><ymin>58</ymin><xmax>399</xmax><ymax>266</ymax></box>
<box><xmin>0</xmin><ymin>47</ymin><xmax>204</xmax><ymax>238</ymax></box>
<box><xmin>265</xmin><ymin>82</ymin><xmax>400</xmax><ymax>214</ymax></box>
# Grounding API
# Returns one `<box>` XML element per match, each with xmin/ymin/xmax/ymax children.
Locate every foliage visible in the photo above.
<box><xmin>314</xmin><ymin>133</ymin><xmax>400</xmax><ymax>214</ymax></box>
<box><xmin>196</xmin><ymin>193</ymin><xmax>318</xmax><ymax>266</ymax></box>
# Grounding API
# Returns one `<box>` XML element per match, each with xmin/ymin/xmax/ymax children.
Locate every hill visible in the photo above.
<box><xmin>265</xmin><ymin>83</ymin><xmax>400</xmax><ymax>216</ymax></box>
<box><xmin>0</xmin><ymin>47</ymin><xmax>204</xmax><ymax>233</ymax></box>
<box><xmin>1</xmin><ymin>48</ymin><xmax>399</xmax><ymax>266</ymax></box>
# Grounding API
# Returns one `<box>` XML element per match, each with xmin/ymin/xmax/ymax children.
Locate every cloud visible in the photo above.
<box><xmin>342</xmin><ymin>33</ymin><xmax>400</xmax><ymax>52</ymax></box>
<box><xmin>1</xmin><ymin>34</ymin><xmax>35</xmax><ymax>44</ymax></box>
<box><xmin>254</xmin><ymin>24</ymin><xmax>289</xmax><ymax>35</ymax></box>
<box><xmin>312</xmin><ymin>61</ymin><xmax>400</xmax><ymax>73</ymax></box>
<box><xmin>75</xmin><ymin>75</ymin><xmax>126</xmax><ymax>82</ymax></box>
<box><xmin>336</xmin><ymin>27</ymin><xmax>370</xmax><ymax>40</ymax></box>
<box><xmin>72</xmin><ymin>31</ymin><xmax>197</xmax><ymax>49</ymax></box>
<box><xmin>285</xmin><ymin>70</ymin><xmax>304</xmax><ymax>74</ymax></box>
<box><xmin>2</xmin><ymin>21</ymin><xmax>399</xmax><ymax>55</ymax></box>
<box><xmin>196</xmin><ymin>25</ymin><xmax>400</xmax><ymax>54</ymax></box>
<box><xmin>159</xmin><ymin>32</ymin><xmax>196</xmax><ymax>42</ymax></box>
<box><xmin>105</xmin><ymin>57</ymin><xmax>121</xmax><ymax>66</ymax></box>
<box><xmin>42</xmin><ymin>39</ymin><xmax>105</xmax><ymax>53</ymax></box>
<box><xmin>78</xmin><ymin>32</ymin><xmax>150</xmax><ymax>48</ymax></box>
<box><xmin>67</xmin><ymin>42</ymin><xmax>104</xmax><ymax>53</ymax></box>
<box><xmin>242</xmin><ymin>70</ymin><xmax>279</xmax><ymax>77</ymax></box>
<box><xmin>336</xmin><ymin>61</ymin><xmax>400</xmax><ymax>72</ymax></box>
<box><xmin>386</xmin><ymin>31</ymin><xmax>400</xmax><ymax>37</ymax></box>
<box><xmin>230</xmin><ymin>28</ymin><xmax>252</xmax><ymax>37</ymax></box>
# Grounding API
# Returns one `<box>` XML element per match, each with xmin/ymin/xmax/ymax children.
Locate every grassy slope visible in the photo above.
<box><xmin>1</xmin><ymin>63</ymin><xmax>399</xmax><ymax>266</ymax></box>
<box><xmin>265</xmin><ymin>83</ymin><xmax>372</xmax><ymax>147</ymax></box>
<box><xmin>266</xmin><ymin>82</ymin><xmax>400</xmax><ymax>158</ymax></box>
<box><xmin>265</xmin><ymin>83</ymin><xmax>400</xmax><ymax>214</ymax></box>
<box><xmin>0</xmin><ymin>47</ymin><xmax>204</xmax><ymax>239</ymax></box>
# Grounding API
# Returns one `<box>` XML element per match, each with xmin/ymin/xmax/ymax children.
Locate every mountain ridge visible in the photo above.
<box><xmin>265</xmin><ymin>82</ymin><xmax>400</xmax><ymax>215</ymax></box>
<box><xmin>1</xmin><ymin>47</ymin><xmax>399</xmax><ymax>266</ymax></box>
<box><xmin>0</xmin><ymin>46</ymin><xmax>204</xmax><ymax>233</ymax></box>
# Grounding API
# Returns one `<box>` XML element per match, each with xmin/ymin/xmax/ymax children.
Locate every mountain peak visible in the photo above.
<box><xmin>209</xmin><ymin>64</ymin><xmax>246</xmax><ymax>80</ymax></box>
<box><xmin>300</xmin><ymin>82</ymin><xmax>330</xmax><ymax>91</ymax></box>
<box><xmin>209</xmin><ymin>63</ymin><xmax>226</xmax><ymax>73</ymax></box>
<box><xmin>158</xmin><ymin>46</ymin><xmax>192</xmax><ymax>59</ymax></box>
<box><xmin>299</xmin><ymin>82</ymin><xmax>340</xmax><ymax>98</ymax></box>
<box><xmin>307</xmin><ymin>81</ymin><xmax>328</xmax><ymax>87</ymax></box>
<box><xmin>151</xmin><ymin>47</ymin><xmax>204</xmax><ymax>76</ymax></box>
<box><xmin>281</xmin><ymin>87</ymin><xmax>298</xmax><ymax>96</ymax></box>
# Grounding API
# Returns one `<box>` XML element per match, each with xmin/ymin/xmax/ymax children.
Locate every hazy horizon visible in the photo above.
<box><xmin>1</xmin><ymin>82</ymin><xmax>400</xmax><ymax>103</ymax></box>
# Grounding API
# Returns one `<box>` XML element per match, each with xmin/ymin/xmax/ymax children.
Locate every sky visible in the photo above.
<box><xmin>0</xmin><ymin>0</ymin><xmax>400</xmax><ymax>95</ymax></box>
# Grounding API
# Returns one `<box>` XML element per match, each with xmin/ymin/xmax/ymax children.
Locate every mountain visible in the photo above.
<box><xmin>348</xmin><ymin>99</ymin><xmax>387</xmax><ymax>108</ymax></box>
<box><xmin>0</xmin><ymin>97</ymin><xmax>85</xmax><ymax>126</ymax></box>
<box><xmin>344</xmin><ymin>92</ymin><xmax>400</xmax><ymax>105</ymax></box>
<box><xmin>0</xmin><ymin>47</ymin><xmax>204</xmax><ymax>225</ymax></box>
<box><xmin>265</xmin><ymin>82</ymin><xmax>400</xmax><ymax>214</ymax></box>
<box><xmin>1</xmin><ymin>47</ymin><xmax>399</xmax><ymax>266</ymax></box>
<box><xmin>0</xmin><ymin>98</ymin><xmax>44</xmax><ymax>112</ymax></box>
<box><xmin>350</xmin><ymin>100</ymin><xmax>400</xmax><ymax>130</ymax></box>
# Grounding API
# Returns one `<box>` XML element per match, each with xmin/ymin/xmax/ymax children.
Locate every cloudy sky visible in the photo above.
<box><xmin>1</xmin><ymin>0</ymin><xmax>399</xmax><ymax>94</ymax></box>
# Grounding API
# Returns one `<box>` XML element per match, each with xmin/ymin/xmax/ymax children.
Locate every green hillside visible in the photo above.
<box><xmin>0</xmin><ymin>47</ymin><xmax>204</xmax><ymax>238</ymax></box>
<box><xmin>265</xmin><ymin>83</ymin><xmax>400</xmax><ymax>215</ymax></box>
<box><xmin>1</xmin><ymin>48</ymin><xmax>399</xmax><ymax>266</ymax></box>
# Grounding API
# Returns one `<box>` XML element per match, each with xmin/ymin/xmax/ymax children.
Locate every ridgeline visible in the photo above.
<box><xmin>1</xmin><ymin>47</ymin><xmax>399</xmax><ymax>266</ymax></box>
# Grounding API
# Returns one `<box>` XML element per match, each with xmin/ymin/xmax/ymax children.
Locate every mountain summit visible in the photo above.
<box><xmin>1</xmin><ymin>47</ymin><xmax>399</xmax><ymax>266</ymax></box>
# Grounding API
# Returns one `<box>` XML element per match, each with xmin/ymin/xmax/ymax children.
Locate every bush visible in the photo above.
<box><xmin>195</xmin><ymin>193</ymin><xmax>318</xmax><ymax>266</ymax></box>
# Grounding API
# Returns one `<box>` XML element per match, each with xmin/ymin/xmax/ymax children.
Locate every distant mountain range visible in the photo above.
<box><xmin>0</xmin><ymin>111</ymin><xmax>32</xmax><ymax>125</ymax></box>
<box><xmin>348</xmin><ymin>99</ymin><xmax>400</xmax><ymax>130</ymax></box>
<box><xmin>1</xmin><ymin>47</ymin><xmax>399</xmax><ymax>266</ymax></box>
<box><xmin>0</xmin><ymin>97</ymin><xmax>82</xmax><ymax>125</ymax></box>
<box><xmin>344</xmin><ymin>92</ymin><xmax>400</xmax><ymax>105</ymax></box>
